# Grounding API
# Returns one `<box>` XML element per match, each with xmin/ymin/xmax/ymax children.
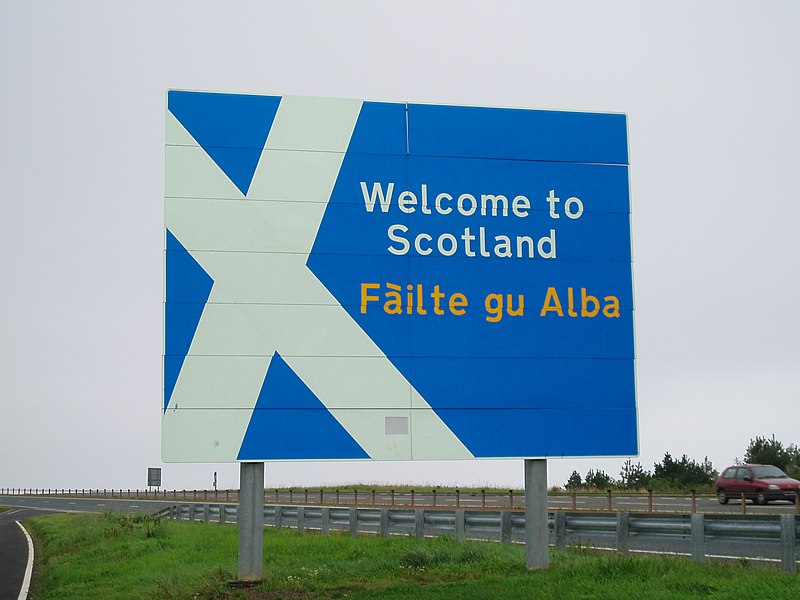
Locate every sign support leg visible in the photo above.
<box><xmin>238</xmin><ymin>462</ymin><xmax>264</xmax><ymax>582</ymax></box>
<box><xmin>524</xmin><ymin>458</ymin><xmax>549</xmax><ymax>570</ymax></box>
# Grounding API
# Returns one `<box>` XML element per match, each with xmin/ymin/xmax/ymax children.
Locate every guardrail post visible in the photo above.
<box><xmin>297</xmin><ymin>506</ymin><xmax>305</xmax><ymax>534</ymax></box>
<box><xmin>571</xmin><ymin>491</ymin><xmax>577</xmax><ymax>511</ymax></box>
<box><xmin>203</xmin><ymin>504</ymin><xmax>210</xmax><ymax>524</ymax></box>
<box><xmin>391</xmin><ymin>490</ymin><xmax>395</xmax><ymax>506</ymax></box>
<box><xmin>795</xmin><ymin>492</ymin><xmax>799</xmax><ymax>516</ymax></box>
<box><xmin>740</xmin><ymin>492</ymin><xmax>747</xmax><ymax>514</ymax></box>
<box><xmin>481</xmin><ymin>489</ymin><xmax>485</xmax><ymax>508</ymax></box>
<box><xmin>411</xmin><ymin>490</ymin><xmax>415</xmax><ymax>507</ymax></box>
<box><xmin>780</xmin><ymin>514</ymin><xmax>796</xmax><ymax>574</ymax></box>
<box><xmin>606</xmin><ymin>489</ymin><xmax>613</xmax><ymax>512</ymax></box>
<box><xmin>354</xmin><ymin>489</ymin><xmax>358</xmax><ymax>506</ymax></box>
<box><xmin>432</xmin><ymin>489</ymin><xmax>437</xmax><ymax>507</ymax></box>
<box><xmin>321</xmin><ymin>507</ymin><xmax>330</xmax><ymax>535</ymax></box>
<box><xmin>275</xmin><ymin>506</ymin><xmax>283</xmax><ymax>530</ymax></box>
<box><xmin>304</xmin><ymin>489</ymin><xmax>308</xmax><ymax>505</ymax></box>
<box><xmin>219</xmin><ymin>505</ymin><xmax>226</xmax><ymax>525</ymax></box>
<box><xmin>372</xmin><ymin>490</ymin><xmax>376</xmax><ymax>506</ymax></box>
<box><xmin>501</xmin><ymin>510</ymin><xmax>512</xmax><ymax>544</ymax></box>
<box><xmin>320</xmin><ymin>489</ymin><xmax>324</xmax><ymax>505</ymax></box>
<box><xmin>509</xmin><ymin>489</ymin><xmax>514</xmax><ymax>509</ymax></box>
<box><xmin>691</xmin><ymin>513</ymin><xmax>705</xmax><ymax>564</ymax></box>
<box><xmin>455</xmin><ymin>509</ymin><xmax>466</xmax><ymax>541</ymax></box>
<box><xmin>690</xmin><ymin>490</ymin><xmax>697</xmax><ymax>514</ymax></box>
<box><xmin>349</xmin><ymin>507</ymin><xmax>359</xmax><ymax>536</ymax></box>
<box><xmin>336</xmin><ymin>489</ymin><xmax>340</xmax><ymax>505</ymax></box>
<box><xmin>554</xmin><ymin>512</ymin><xmax>567</xmax><ymax>549</ymax></box>
<box><xmin>415</xmin><ymin>509</ymin><xmax>425</xmax><ymax>538</ymax></box>
<box><xmin>380</xmin><ymin>508</ymin><xmax>389</xmax><ymax>537</ymax></box>
<box><xmin>616</xmin><ymin>512</ymin><xmax>629</xmax><ymax>554</ymax></box>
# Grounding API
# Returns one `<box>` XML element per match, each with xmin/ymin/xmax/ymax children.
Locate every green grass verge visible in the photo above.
<box><xmin>26</xmin><ymin>512</ymin><xmax>799</xmax><ymax>599</ymax></box>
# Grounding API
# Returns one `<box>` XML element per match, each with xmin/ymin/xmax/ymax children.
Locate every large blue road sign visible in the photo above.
<box><xmin>163</xmin><ymin>91</ymin><xmax>636</xmax><ymax>463</ymax></box>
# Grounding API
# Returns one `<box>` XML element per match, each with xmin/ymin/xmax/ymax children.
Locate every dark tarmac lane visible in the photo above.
<box><xmin>0</xmin><ymin>507</ymin><xmax>55</xmax><ymax>600</ymax></box>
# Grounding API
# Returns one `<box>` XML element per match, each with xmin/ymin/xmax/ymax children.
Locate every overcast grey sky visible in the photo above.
<box><xmin>1</xmin><ymin>1</ymin><xmax>798</xmax><ymax>492</ymax></box>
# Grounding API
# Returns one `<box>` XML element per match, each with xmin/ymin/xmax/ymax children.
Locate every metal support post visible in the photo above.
<box><xmin>237</xmin><ymin>462</ymin><xmax>264</xmax><ymax>582</ymax></box>
<box><xmin>524</xmin><ymin>458</ymin><xmax>549</xmax><ymax>570</ymax></box>
<box><xmin>691</xmin><ymin>513</ymin><xmax>705</xmax><ymax>564</ymax></box>
<box><xmin>780</xmin><ymin>514</ymin><xmax>796</xmax><ymax>574</ymax></box>
<box><xmin>321</xmin><ymin>507</ymin><xmax>331</xmax><ymax>535</ymax></box>
<box><xmin>455</xmin><ymin>509</ymin><xmax>466</xmax><ymax>540</ymax></box>
<box><xmin>616</xmin><ymin>512</ymin><xmax>629</xmax><ymax>554</ymax></box>
<box><xmin>297</xmin><ymin>506</ymin><xmax>305</xmax><ymax>534</ymax></box>
<box><xmin>501</xmin><ymin>511</ymin><xmax>512</xmax><ymax>544</ymax></box>
<box><xmin>349</xmin><ymin>507</ymin><xmax>358</xmax><ymax>537</ymax></box>
<box><xmin>554</xmin><ymin>512</ymin><xmax>567</xmax><ymax>548</ymax></box>
<box><xmin>380</xmin><ymin>508</ymin><xmax>390</xmax><ymax>537</ymax></box>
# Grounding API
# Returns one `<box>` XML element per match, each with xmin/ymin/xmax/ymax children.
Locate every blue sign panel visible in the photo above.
<box><xmin>163</xmin><ymin>91</ymin><xmax>636</xmax><ymax>463</ymax></box>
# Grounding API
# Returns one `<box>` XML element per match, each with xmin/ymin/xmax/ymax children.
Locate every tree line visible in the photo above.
<box><xmin>563</xmin><ymin>435</ymin><xmax>800</xmax><ymax>491</ymax></box>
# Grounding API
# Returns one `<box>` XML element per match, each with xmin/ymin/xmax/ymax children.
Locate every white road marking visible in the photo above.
<box><xmin>15</xmin><ymin>521</ymin><xmax>34</xmax><ymax>600</ymax></box>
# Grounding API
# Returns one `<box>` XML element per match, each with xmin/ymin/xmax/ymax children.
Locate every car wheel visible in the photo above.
<box><xmin>717</xmin><ymin>490</ymin><xmax>728</xmax><ymax>504</ymax></box>
<box><xmin>756</xmin><ymin>491</ymin><xmax>768</xmax><ymax>505</ymax></box>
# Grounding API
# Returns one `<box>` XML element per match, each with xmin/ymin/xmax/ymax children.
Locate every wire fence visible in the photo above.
<box><xmin>2</xmin><ymin>487</ymin><xmax>798</xmax><ymax>515</ymax></box>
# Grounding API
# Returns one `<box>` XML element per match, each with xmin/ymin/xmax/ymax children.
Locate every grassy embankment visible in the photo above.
<box><xmin>26</xmin><ymin>512</ymin><xmax>798</xmax><ymax>599</ymax></box>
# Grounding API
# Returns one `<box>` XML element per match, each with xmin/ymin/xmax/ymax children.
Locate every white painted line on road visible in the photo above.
<box><xmin>68</xmin><ymin>502</ymin><xmax>76</xmax><ymax>505</ymax></box>
<box><xmin>15</xmin><ymin>521</ymin><xmax>34</xmax><ymax>600</ymax></box>
<box><xmin>130</xmin><ymin>505</ymin><xmax>139</xmax><ymax>508</ymax></box>
<box><xmin>617</xmin><ymin>501</ymin><xmax>687</xmax><ymax>508</ymax></box>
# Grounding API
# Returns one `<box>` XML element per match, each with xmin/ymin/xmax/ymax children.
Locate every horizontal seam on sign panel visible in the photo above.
<box><xmin>164</xmin><ymin>196</ymin><xmax>633</xmax><ymax>215</ymax></box>
<box><xmin>15</xmin><ymin>521</ymin><xmax>34</xmax><ymax>600</ymax></box>
<box><xmin>162</xmin><ymin>251</ymin><xmax>637</xmax><ymax>264</ymax></box>
<box><xmin>165</xmin><ymin>143</ymin><xmax>350</xmax><ymax>153</ymax></box>
<box><xmin>383</xmin><ymin>153</ymin><xmax>629</xmax><ymax>167</ymax></box>
<box><xmin>165</xmin><ymin>197</ymin><xmax>331</xmax><ymax>205</ymax></box>
<box><xmin>162</xmin><ymin>354</ymin><xmax>636</xmax><ymax>360</ymax></box>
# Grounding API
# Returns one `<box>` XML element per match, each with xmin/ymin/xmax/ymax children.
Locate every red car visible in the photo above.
<box><xmin>716</xmin><ymin>464</ymin><xmax>800</xmax><ymax>505</ymax></box>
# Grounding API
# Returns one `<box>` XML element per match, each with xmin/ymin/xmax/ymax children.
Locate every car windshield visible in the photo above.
<box><xmin>751</xmin><ymin>466</ymin><xmax>788</xmax><ymax>479</ymax></box>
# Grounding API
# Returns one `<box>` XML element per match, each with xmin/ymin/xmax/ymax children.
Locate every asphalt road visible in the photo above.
<box><xmin>0</xmin><ymin>498</ymin><xmax>172</xmax><ymax>600</ymax></box>
<box><xmin>0</xmin><ymin>496</ymin><xmax>175</xmax><ymax>515</ymax></box>
<box><xmin>0</xmin><ymin>507</ymin><xmax>54</xmax><ymax>600</ymax></box>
